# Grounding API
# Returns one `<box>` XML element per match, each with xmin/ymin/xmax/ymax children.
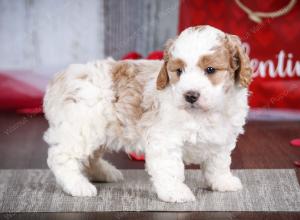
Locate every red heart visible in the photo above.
<box><xmin>290</xmin><ymin>139</ymin><xmax>300</xmax><ymax>147</ymax></box>
<box><xmin>294</xmin><ymin>160</ymin><xmax>300</xmax><ymax>167</ymax></box>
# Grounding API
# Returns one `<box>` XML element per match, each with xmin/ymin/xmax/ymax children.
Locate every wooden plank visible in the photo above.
<box><xmin>103</xmin><ymin>0</ymin><xmax>179</xmax><ymax>59</ymax></box>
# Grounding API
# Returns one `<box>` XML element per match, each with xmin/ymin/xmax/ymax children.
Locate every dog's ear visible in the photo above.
<box><xmin>156</xmin><ymin>61</ymin><xmax>169</xmax><ymax>90</ymax></box>
<box><xmin>156</xmin><ymin>39</ymin><xmax>174</xmax><ymax>90</ymax></box>
<box><xmin>226</xmin><ymin>34</ymin><xmax>252</xmax><ymax>87</ymax></box>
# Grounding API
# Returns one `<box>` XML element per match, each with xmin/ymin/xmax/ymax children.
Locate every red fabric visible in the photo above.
<box><xmin>128</xmin><ymin>153</ymin><xmax>145</xmax><ymax>161</ymax></box>
<box><xmin>290</xmin><ymin>139</ymin><xmax>300</xmax><ymax>147</ymax></box>
<box><xmin>0</xmin><ymin>74</ymin><xmax>43</xmax><ymax>112</ymax></box>
<box><xmin>290</xmin><ymin>138</ymin><xmax>300</xmax><ymax>167</ymax></box>
<box><xmin>147</xmin><ymin>51</ymin><xmax>163</xmax><ymax>60</ymax></box>
<box><xmin>121</xmin><ymin>52</ymin><xmax>142</xmax><ymax>60</ymax></box>
<box><xmin>294</xmin><ymin>160</ymin><xmax>300</xmax><ymax>167</ymax></box>
<box><xmin>16</xmin><ymin>106</ymin><xmax>43</xmax><ymax>115</ymax></box>
<box><xmin>179</xmin><ymin>0</ymin><xmax>300</xmax><ymax>109</ymax></box>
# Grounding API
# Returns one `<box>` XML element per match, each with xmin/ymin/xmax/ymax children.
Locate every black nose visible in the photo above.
<box><xmin>184</xmin><ymin>91</ymin><xmax>200</xmax><ymax>104</ymax></box>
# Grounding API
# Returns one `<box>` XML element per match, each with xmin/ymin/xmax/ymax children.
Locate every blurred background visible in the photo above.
<box><xmin>0</xmin><ymin>0</ymin><xmax>180</xmax><ymax>113</ymax></box>
<box><xmin>0</xmin><ymin>0</ymin><xmax>299</xmax><ymax>116</ymax></box>
<box><xmin>0</xmin><ymin>0</ymin><xmax>178</xmax><ymax>70</ymax></box>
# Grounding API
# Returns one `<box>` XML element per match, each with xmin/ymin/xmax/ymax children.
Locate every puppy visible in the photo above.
<box><xmin>43</xmin><ymin>25</ymin><xmax>252</xmax><ymax>203</ymax></box>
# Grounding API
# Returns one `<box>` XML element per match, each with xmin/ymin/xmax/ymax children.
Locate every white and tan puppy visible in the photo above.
<box><xmin>43</xmin><ymin>25</ymin><xmax>252</xmax><ymax>203</ymax></box>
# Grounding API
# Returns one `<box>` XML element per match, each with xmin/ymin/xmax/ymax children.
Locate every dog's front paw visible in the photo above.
<box><xmin>156</xmin><ymin>182</ymin><xmax>196</xmax><ymax>203</ymax></box>
<box><xmin>209</xmin><ymin>175</ymin><xmax>242</xmax><ymax>192</ymax></box>
<box><xmin>61</xmin><ymin>176</ymin><xmax>97</xmax><ymax>197</ymax></box>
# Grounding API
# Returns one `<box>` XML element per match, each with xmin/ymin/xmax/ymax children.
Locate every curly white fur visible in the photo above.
<box><xmin>43</xmin><ymin>25</ymin><xmax>251</xmax><ymax>203</ymax></box>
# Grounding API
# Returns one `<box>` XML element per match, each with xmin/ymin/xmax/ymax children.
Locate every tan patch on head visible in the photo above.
<box><xmin>198</xmin><ymin>47</ymin><xmax>232</xmax><ymax>85</ymax></box>
<box><xmin>198</xmin><ymin>34</ymin><xmax>253</xmax><ymax>88</ymax></box>
<box><xmin>167</xmin><ymin>58</ymin><xmax>186</xmax><ymax>84</ymax></box>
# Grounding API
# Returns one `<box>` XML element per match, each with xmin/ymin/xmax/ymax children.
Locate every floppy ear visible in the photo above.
<box><xmin>156</xmin><ymin>39</ymin><xmax>174</xmax><ymax>90</ymax></box>
<box><xmin>226</xmin><ymin>34</ymin><xmax>253</xmax><ymax>87</ymax></box>
<box><xmin>156</xmin><ymin>61</ymin><xmax>169</xmax><ymax>90</ymax></box>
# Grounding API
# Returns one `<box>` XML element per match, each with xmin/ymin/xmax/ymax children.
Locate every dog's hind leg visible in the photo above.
<box><xmin>45</xmin><ymin>106</ymin><xmax>110</xmax><ymax>197</ymax></box>
<box><xmin>47</xmin><ymin>142</ymin><xmax>98</xmax><ymax>197</ymax></box>
<box><xmin>44</xmin><ymin>61</ymin><xmax>118</xmax><ymax>196</ymax></box>
<box><xmin>85</xmin><ymin>149</ymin><xmax>124</xmax><ymax>182</ymax></box>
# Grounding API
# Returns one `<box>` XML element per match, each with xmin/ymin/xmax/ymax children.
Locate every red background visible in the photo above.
<box><xmin>179</xmin><ymin>0</ymin><xmax>300</xmax><ymax>109</ymax></box>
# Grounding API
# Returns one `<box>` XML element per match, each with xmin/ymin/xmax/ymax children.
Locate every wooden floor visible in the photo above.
<box><xmin>0</xmin><ymin>112</ymin><xmax>299</xmax><ymax>220</ymax></box>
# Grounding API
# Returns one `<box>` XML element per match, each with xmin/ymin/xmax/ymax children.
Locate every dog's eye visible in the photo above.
<box><xmin>176</xmin><ymin>68</ymin><xmax>183</xmax><ymax>77</ymax></box>
<box><xmin>205</xmin><ymin>67</ymin><xmax>216</xmax><ymax>74</ymax></box>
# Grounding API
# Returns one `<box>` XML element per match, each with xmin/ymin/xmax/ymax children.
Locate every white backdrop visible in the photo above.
<box><xmin>0</xmin><ymin>0</ymin><xmax>105</xmax><ymax>73</ymax></box>
<box><xmin>0</xmin><ymin>0</ymin><xmax>179</xmax><ymax>76</ymax></box>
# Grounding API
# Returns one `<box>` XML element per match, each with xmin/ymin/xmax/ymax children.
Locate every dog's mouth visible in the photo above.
<box><xmin>188</xmin><ymin>103</ymin><xmax>198</xmax><ymax>109</ymax></box>
<box><xmin>183</xmin><ymin>103</ymin><xmax>209</xmax><ymax>112</ymax></box>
